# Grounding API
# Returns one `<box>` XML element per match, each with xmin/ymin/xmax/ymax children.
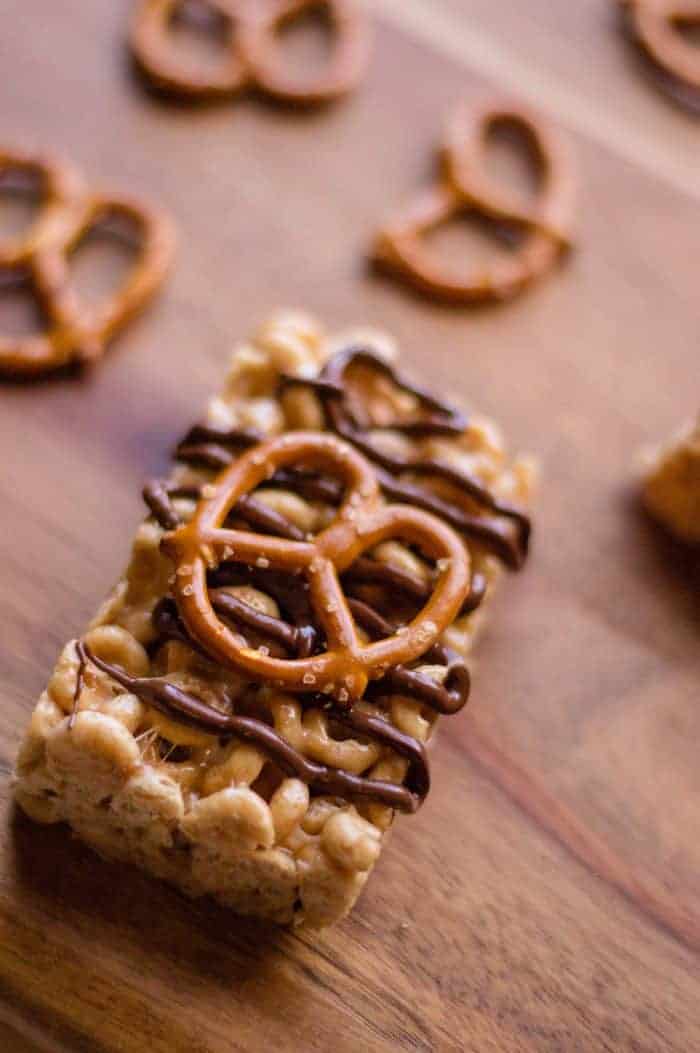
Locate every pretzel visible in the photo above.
<box><xmin>130</xmin><ymin>0</ymin><xmax>370</xmax><ymax>105</ymax></box>
<box><xmin>372</xmin><ymin>100</ymin><xmax>575</xmax><ymax>304</ymax></box>
<box><xmin>0</xmin><ymin>190</ymin><xmax>175</xmax><ymax>377</ymax></box>
<box><xmin>619</xmin><ymin>1</ymin><xmax>700</xmax><ymax>108</ymax></box>
<box><xmin>161</xmin><ymin>431</ymin><xmax>471</xmax><ymax>703</ymax></box>
<box><xmin>0</xmin><ymin>149</ymin><xmax>84</xmax><ymax>267</ymax></box>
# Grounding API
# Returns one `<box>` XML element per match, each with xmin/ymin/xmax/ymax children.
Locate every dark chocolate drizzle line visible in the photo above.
<box><xmin>279</xmin><ymin>346</ymin><xmax>531</xmax><ymax>569</ymax></box>
<box><xmin>69</xmin><ymin>640</ymin><xmax>88</xmax><ymax>729</ymax></box>
<box><xmin>343</xmin><ymin>557</ymin><xmax>487</xmax><ymax>618</ymax></box>
<box><xmin>263</xmin><ymin>468</ymin><xmax>343</xmax><ymax>505</ymax></box>
<box><xmin>208</xmin><ymin>564</ymin><xmax>314</xmax><ymax>628</ymax></box>
<box><xmin>233</xmin><ymin>495</ymin><xmax>306</xmax><ymax>542</ymax></box>
<box><xmin>174</xmin><ymin>424</ymin><xmax>261</xmax><ymax>472</ymax></box>
<box><xmin>347</xmin><ymin>599</ymin><xmax>470</xmax><ymax>715</ymax></box>
<box><xmin>315</xmin><ymin>346</ymin><xmax>469</xmax><ymax>436</ymax></box>
<box><xmin>143</xmin><ymin>480</ymin><xmax>181</xmax><ymax>531</ymax></box>
<box><xmin>80</xmin><ymin>645</ymin><xmax>426</xmax><ymax>812</ymax></box>
<box><xmin>153</xmin><ymin>594</ymin><xmax>317</xmax><ymax>659</ymax></box>
<box><xmin>135</xmin><ymin>347</ymin><xmax>509</xmax><ymax>809</ymax></box>
<box><xmin>143</xmin><ymin>479</ymin><xmax>305</xmax><ymax>543</ymax></box>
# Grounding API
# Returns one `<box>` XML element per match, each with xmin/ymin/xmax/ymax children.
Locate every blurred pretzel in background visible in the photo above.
<box><xmin>130</xmin><ymin>0</ymin><xmax>371</xmax><ymax>105</ymax></box>
<box><xmin>372</xmin><ymin>99</ymin><xmax>576</xmax><ymax>305</ymax></box>
<box><xmin>0</xmin><ymin>150</ymin><xmax>84</xmax><ymax>267</ymax></box>
<box><xmin>0</xmin><ymin>149</ymin><xmax>175</xmax><ymax>378</ymax></box>
<box><xmin>618</xmin><ymin>1</ymin><xmax>700</xmax><ymax>111</ymax></box>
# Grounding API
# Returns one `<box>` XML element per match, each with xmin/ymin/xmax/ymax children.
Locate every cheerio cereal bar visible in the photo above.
<box><xmin>641</xmin><ymin>416</ymin><xmax>700</xmax><ymax>545</ymax></box>
<box><xmin>14</xmin><ymin>312</ymin><xmax>534</xmax><ymax>928</ymax></box>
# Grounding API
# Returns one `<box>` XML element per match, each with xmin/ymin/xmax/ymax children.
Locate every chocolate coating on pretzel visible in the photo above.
<box><xmin>81</xmin><ymin>644</ymin><xmax>427</xmax><ymax>812</ymax></box>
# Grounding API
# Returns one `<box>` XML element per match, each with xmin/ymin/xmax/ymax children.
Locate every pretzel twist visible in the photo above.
<box><xmin>0</xmin><ymin>150</ymin><xmax>175</xmax><ymax>377</ymax></box>
<box><xmin>372</xmin><ymin>100</ymin><xmax>575</xmax><ymax>304</ymax></box>
<box><xmin>161</xmin><ymin>432</ymin><xmax>471</xmax><ymax>704</ymax></box>
<box><xmin>0</xmin><ymin>150</ymin><xmax>84</xmax><ymax>267</ymax></box>
<box><xmin>620</xmin><ymin>1</ymin><xmax>700</xmax><ymax>101</ymax></box>
<box><xmin>130</xmin><ymin>0</ymin><xmax>371</xmax><ymax>105</ymax></box>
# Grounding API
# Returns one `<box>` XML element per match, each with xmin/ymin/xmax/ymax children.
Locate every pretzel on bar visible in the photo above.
<box><xmin>372</xmin><ymin>99</ymin><xmax>575</xmax><ymax>304</ymax></box>
<box><xmin>14</xmin><ymin>313</ymin><xmax>534</xmax><ymax>927</ymax></box>
<box><xmin>162</xmin><ymin>431</ymin><xmax>471</xmax><ymax>701</ymax></box>
<box><xmin>619</xmin><ymin>1</ymin><xmax>700</xmax><ymax>111</ymax></box>
<box><xmin>0</xmin><ymin>150</ymin><xmax>175</xmax><ymax>377</ymax></box>
<box><xmin>130</xmin><ymin>0</ymin><xmax>371</xmax><ymax>105</ymax></box>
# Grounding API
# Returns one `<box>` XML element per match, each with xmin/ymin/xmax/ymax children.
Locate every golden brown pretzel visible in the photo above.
<box><xmin>130</xmin><ymin>0</ymin><xmax>370</xmax><ymax>105</ymax></box>
<box><xmin>620</xmin><ymin>1</ymin><xmax>700</xmax><ymax>102</ymax></box>
<box><xmin>161</xmin><ymin>431</ymin><xmax>471</xmax><ymax>704</ymax></box>
<box><xmin>0</xmin><ymin>192</ymin><xmax>175</xmax><ymax>377</ymax></box>
<box><xmin>0</xmin><ymin>150</ymin><xmax>85</xmax><ymax>268</ymax></box>
<box><xmin>372</xmin><ymin>100</ymin><xmax>575</xmax><ymax>304</ymax></box>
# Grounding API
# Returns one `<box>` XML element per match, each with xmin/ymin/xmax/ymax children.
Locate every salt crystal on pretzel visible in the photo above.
<box><xmin>14</xmin><ymin>311</ymin><xmax>534</xmax><ymax>927</ymax></box>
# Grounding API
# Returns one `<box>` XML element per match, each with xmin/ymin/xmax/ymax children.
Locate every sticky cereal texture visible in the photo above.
<box><xmin>642</xmin><ymin>416</ymin><xmax>700</xmax><ymax>544</ymax></box>
<box><xmin>14</xmin><ymin>311</ymin><xmax>534</xmax><ymax>928</ymax></box>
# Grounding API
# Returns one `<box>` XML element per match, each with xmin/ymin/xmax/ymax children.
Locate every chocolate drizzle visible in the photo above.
<box><xmin>69</xmin><ymin>640</ymin><xmax>88</xmax><ymax>729</ymax></box>
<box><xmin>343</xmin><ymin>557</ymin><xmax>487</xmax><ymax>618</ymax></box>
<box><xmin>131</xmin><ymin>345</ymin><xmax>527</xmax><ymax>811</ymax></box>
<box><xmin>143</xmin><ymin>480</ymin><xmax>306</xmax><ymax>543</ymax></box>
<box><xmin>153</xmin><ymin>593</ymin><xmax>317</xmax><ymax>659</ymax></box>
<box><xmin>348</xmin><ymin>599</ymin><xmax>470</xmax><ymax>715</ymax></box>
<box><xmin>80</xmin><ymin>644</ymin><xmax>427</xmax><ymax>813</ymax></box>
<box><xmin>280</xmin><ymin>347</ymin><xmax>531</xmax><ymax>569</ymax></box>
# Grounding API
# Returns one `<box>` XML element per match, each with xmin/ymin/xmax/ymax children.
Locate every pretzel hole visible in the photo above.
<box><xmin>0</xmin><ymin>165</ymin><xmax>44</xmax><ymax>242</ymax></box>
<box><xmin>268</xmin><ymin>3</ymin><xmax>335</xmax><ymax>81</ymax></box>
<box><xmin>0</xmin><ymin>271</ymin><xmax>47</xmax><ymax>338</ymax></box>
<box><xmin>482</xmin><ymin>117</ymin><xmax>544</xmax><ymax>208</ymax></box>
<box><xmin>166</xmin><ymin>0</ymin><xmax>234</xmax><ymax>69</ymax></box>
<box><xmin>66</xmin><ymin>209</ymin><xmax>144</xmax><ymax>311</ymax></box>
<box><xmin>422</xmin><ymin>209</ymin><xmax>527</xmax><ymax>274</ymax></box>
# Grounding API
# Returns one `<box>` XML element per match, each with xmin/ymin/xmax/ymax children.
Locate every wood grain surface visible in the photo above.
<box><xmin>1</xmin><ymin>2</ymin><xmax>699</xmax><ymax>1051</ymax></box>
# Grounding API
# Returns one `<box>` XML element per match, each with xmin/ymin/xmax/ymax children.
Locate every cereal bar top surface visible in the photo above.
<box><xmin>17</xmin><ymin>312</ymin><xmax>534</xmax><ymax>881</ymax></box>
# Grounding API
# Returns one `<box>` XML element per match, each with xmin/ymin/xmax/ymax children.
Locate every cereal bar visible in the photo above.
<box><xmin>14</xmin><ymin>312</ymin><xmax>534</xmax><ymax>928</ymax></box>
<box><xmin>642</xmin><ymin>416</ymin><xmax>700</xmax><ymax>544</ymax></box>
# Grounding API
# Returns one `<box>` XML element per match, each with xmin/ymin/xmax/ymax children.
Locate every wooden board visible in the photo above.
<box><xmin>1</xmin><ymin>2</ymin><xmax>699</xmax><ymax>1050</ymax></box>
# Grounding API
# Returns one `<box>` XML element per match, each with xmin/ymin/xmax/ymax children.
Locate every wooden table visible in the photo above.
<box><xmin>1</xmin><ymin>2</ymin><xmax>698</xmax><ymax>1050</ymax></box>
